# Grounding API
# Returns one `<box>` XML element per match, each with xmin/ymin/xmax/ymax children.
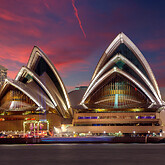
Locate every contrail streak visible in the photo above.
<box><xmin>43</xmin><ymin>0</ymin><xmax>50</xmax><ymax>10</ymax></box>
<box><xmin>72</xmin><ymin>0</ymin><xmax>86</xmax><ymax>38</ymax></box>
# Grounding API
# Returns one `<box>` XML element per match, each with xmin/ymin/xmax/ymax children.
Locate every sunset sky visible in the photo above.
<box><xmin>0</xmin><ymin>0</ymin><xmax>164</xmax><ymax>92</ymax></box>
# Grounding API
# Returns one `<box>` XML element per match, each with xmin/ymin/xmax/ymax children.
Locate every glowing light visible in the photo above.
<box><xmin>114</xmin><ymin>94</ymin><xmax>118</xmax><ymax>108</ymax></box>
<box><xmin>0</xmin><ymin>118</ymin><xmax>5</xmax><ymax>121</ymax></box>
<box><xmin>54</xmin><ymin>127</ymin><xmax>60</xmax><ymax>134</ymax></box>
<box><xmin>131</xmin><ymin>109</ymin><xmax>143</xmax><ymax>112</ymax></box>
<box><xmin>94</xmin><ymin>109</ymin><xmax>105</xmax><ymax>112</ymax></box>
<box><xmin>9</xmin><ymin>101</ymin><xmax>15</xmax><ymax>109</ymax></box>
<box><xmin>72</xmin><ymin>0</ymin><xmax>86</xmax><ymax>38</ymax></box>
<box><xmin>61</xmin><ymin>124</ymin><xmax>67</xmax><ymax>132</ymax></box>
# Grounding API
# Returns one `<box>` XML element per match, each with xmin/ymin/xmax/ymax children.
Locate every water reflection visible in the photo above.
<box><xmin>0</xmin><ymin>144</ymin><xmax>165</xmax><ymax>165</ymax></box>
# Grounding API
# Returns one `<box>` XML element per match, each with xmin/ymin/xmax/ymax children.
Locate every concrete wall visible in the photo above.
<box><xmin>67</xmin><ymin>126</ymin><xmax>162</xmax><ymax>134</ymax></box>
<box><xmin>69</xmin><ymin>112</ymin><xmax>162</xmax><ymax>134</ymax></box>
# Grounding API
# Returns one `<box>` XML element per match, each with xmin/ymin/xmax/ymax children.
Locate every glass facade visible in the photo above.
<box><xmin>102</xmin><ymin>61</ymin><xmax>155</xmax><ymax>97</ymax></box>
<box><xmin>85</xmin><ymin>73</ymin><xmax>151</xmax><ymax>109</ymax></box>
<box><xmin>102</xmin><ymin>43</ymin><xmax>152</xmax><ymax>85</ymax></box>
<box><xmin>77</xmin><ymin>115</ymin><xmax>156</xmax><ymax>120</ymax></box>
<box><xmin>0</xmin><ymin>87</ymin><xmax>36</xmax><ymax>110</ymax></box>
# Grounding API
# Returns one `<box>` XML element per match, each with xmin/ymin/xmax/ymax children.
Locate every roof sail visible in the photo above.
<box><xmin>26</xmin><ymin>46</ymin><xmax>72</xmax><ymax>117</ymax></box>
<box><xmin>81</xmin><ymin>33</ymin><xmax>163</xmax><ymax>109</ymax></box>
<box><xmin>92</xmin><ymin>32</ymin><xmax>161</xmax><ymax>100</ymax></box>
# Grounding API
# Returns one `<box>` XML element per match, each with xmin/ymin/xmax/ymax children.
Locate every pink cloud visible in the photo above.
<box><xmin>7</xmin><ymin>70</ymin><xmax>19</xmax><ymax>80</ymax></box>
<box><xmin>139</xmin><ymin>38</ymin><xmax>165</xmax><ymax>51</ymax></box>
<box><xmin>54</xmin><ymin>59</ymin><xmax>89</xmax><ymax>77</ymax></box>
<box><xmin>0</xmin><ymin>8</ymin><xmax>43</xmax><ymax>25</ymax></box>
<box><xmin>0</xmin><ymin>44</ymin><xmax>30</xmax><ymax>64</ymax></box>
<box><xmin>157</xmin><ymin>77</ymin><xmax>165</xmax><ymax>88</ymax></box>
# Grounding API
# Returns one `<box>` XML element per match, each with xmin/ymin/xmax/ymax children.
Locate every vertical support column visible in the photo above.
<box><xmin>47</xmin><ymin>121</ymin><xmax>49</xmax><ymax>132</ymax></box>
<box><xmin>37</xmin><ymin>121</ymin><xmax>39</xmax><ymax>138</ymax></box>
<box><xmin>33</xmin><ymin>122</ymin><xmax>36</xmax><ymax>138</ymax></box>
<box><xmin>23</xmin><ymin>122</ymin><xmax>25</xmax><ymax>137</ymax></box>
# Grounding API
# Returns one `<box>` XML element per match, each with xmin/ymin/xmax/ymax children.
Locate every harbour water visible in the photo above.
<box><xmin>0</xmin><ymin>143</ymin><xmax>165</xmax><ymax>165</ymax></box>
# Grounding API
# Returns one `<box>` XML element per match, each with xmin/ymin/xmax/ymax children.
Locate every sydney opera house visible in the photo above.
<box><xmin>0</xmin><ymin>32</ymin><xmax>165</xmax><ymax>136</ymax></box>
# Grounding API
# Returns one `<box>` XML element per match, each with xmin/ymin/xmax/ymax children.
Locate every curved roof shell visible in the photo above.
<box><xmin>24</xmin><ymin>46</ymin><xmax>72</xmax><ymax>117</ymax></box>
<box><xmin>0</xmin><ymin>79</ymin><xmax>54</xmax><ymax>111</ymax></box>
<box><xmin>92</xmin><ymin>32</ymin><xmax>161</xmax><ymax>100</ymax></box>
<box><xmin>80</xmin><ymin>32</ymin><xmax>163</xmax><ymax>109</ymax></box>
<box><xmin>0</xmin><ymin>46</ymin><xmax>72</xmax><ymax>118</ymax></box>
